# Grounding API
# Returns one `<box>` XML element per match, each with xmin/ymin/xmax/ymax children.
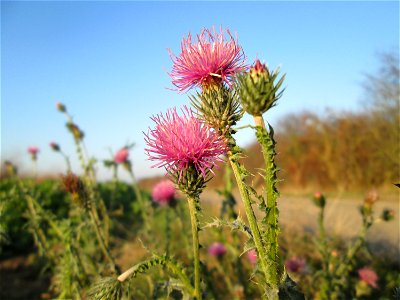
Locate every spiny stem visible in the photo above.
<box><xmin>89</xmin><ymin>207</ymin><xmax>119</xmax><ymax>274</ymax></box>
<box><xmin>187</xmin><ymin>196</ymin><xmax>202</xmax><ymax>300</ymax></box>
<box><xmin>60</xmin><ymin>151</ymin><xmax>72</xmax><ymax>173</ymax></box>
<box><xmin>165</xmin><ymin>209</ymin><xmax>171</xmax><ymax>255</ymax></box>
<box><xmin>128</xmin><ymin>169</ymin><xmax>149</xmax><ymax>232</ymax></box>
<box><xmin>227</xmin><ymin>153</ymin><xmax>270</xmax><ymax>290</ymax></box>
<box><xmin>317</xmin><ymin>206</ymin><xmax>332</xmax><ymax>300</ymax></box>
<box><xmin>254</xmin><ymin>115</ymin><xmax>280</xmax><ymax>288</ymax></box>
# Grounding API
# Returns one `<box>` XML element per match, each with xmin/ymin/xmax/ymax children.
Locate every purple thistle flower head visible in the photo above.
<box><xmin>208</xmin><ymin>242</ymin><xmax>227</xmax><ymax>258</ymax></box>
<box><xmin>114</xmin><ymin>148</ymin><xmax>129</xmax><ymax>164</ymax></box>
<box><xmin>144</xmin><ymin>106</ymin><xmax>227</xmax><ymax>180</ymax></box>
<box><xmin>152</xmin><ymin>180</ymin><xmax>176</xmax><ymax>206</ymax></box>
<box><xmin>247</xmin><ymin>249</ymin><xmax>257</xmax><ymax>264</ymax></box>
<box><xmin>28</xmin><ymin>146</ymin><xmax>39</xmax><ymax>155</ymax></box>
<box><xmin>358</xmin><ymin>267</ymin><xmax>378</xmax><ymax>289</ymax></box>
<box><xmin>285</xmin><ymin>256</ymin><xmax>306</xmax><ymax>274</ymax></box>
<box><xmin>169</xmin><ymin>26</ymin><xmax>246</xmax><ymax>92</ymax></box>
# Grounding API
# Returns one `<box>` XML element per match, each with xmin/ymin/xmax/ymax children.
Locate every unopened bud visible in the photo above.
<box><xmin>56</xmin><ymin>101</ymin><xmax>66</xmax><ymax>113</ymax></box>
<box><xmin>49</xmin><ymin>142</ymin><xmax>60</xmax><ymax>152</ymax></box>
<box><xmin>312</xmin><ymin>191</ymin><xmax>326</xmax><ymax>208</ymax></box>
<box><xmin>66</xmin><ymin>122</ymin><xmax>84</xmax><ymax>141</ymax></box>
<box><xmin>235</xmin><ymin>59</ymin><xmax>285</xmax><ymax>116</ymax></box>
<box><xmin>27</xmin><ymin>146</ymin><xmax>39</xmax><ymax>161</ymax></box>
<box><xmin>381</xmin><ymin>209</ymin><xmax>395</xmax><ymax>222</ymax></box>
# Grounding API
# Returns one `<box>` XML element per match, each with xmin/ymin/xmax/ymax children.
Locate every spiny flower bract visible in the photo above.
<box><xmin>144</xmin><ymin>106</ymin><xmax>227</xmax><ymax>179</ymax></box>
<box><xmin>169</xmin><ymin>26</ymin><xmax>246</xmax><ymax>92</ymax></box>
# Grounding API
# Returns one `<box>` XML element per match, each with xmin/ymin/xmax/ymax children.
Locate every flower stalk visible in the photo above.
<box><xmin>187</xmin><ymin>195</ymin><xmax>202</xmax><ymax>300</ymax></box>
<box><xmin>254</xmin><ymin>116</ymin><xmax>280</xmax><ymax>289</ymax></box>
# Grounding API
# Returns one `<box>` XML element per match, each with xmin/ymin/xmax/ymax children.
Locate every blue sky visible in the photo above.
<box><xmin>2</xmin><ymin>1</ymin><xmax>399</xmax><ymax>180</ymax></box>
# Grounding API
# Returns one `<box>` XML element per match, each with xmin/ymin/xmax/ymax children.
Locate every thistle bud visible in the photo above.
<box><xmin>235</xmin><ymin>59</ymin><xmax>285</xmax><ymax>117</ymax></box>
<box><xmin>66</xmin><ymin>122</ymin><xmax>84</xmax><ymax>141</ymax></box>
<box><xmin>381</xmin><ymin>209</ymin><xmax>395</xmax><ymax>221</ymax></box>
<box><xmin>312</xmin><ymin>191</ymin><xmax>326</xmax><ymax>208</ymax></box>
<box><xmin>56</xmin><ymin>101</ymin><xmax>66</xmax><ymax>113</ymax></box>
<box><xmin>27</xmin><ymin>146</ymin><xmax>39</xmax><ymax>161</ymax></box>
<box><xmin>361</xmin><ymin>190</ymin><xmax>378</xmax><ymax>216</ymax></box>
<box><xmin>49</xmin><ymin>142</ymin><xmax>60</xmax><ymax>152</ymax></box>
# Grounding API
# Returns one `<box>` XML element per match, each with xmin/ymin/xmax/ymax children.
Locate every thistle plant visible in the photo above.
<box><xmin>311</xmin><ymin>192</ymin><xmax>395</xmax><ymax>299</ymax></box>
<box><xmin>168</xmin><ymin>26</ymin><xmax>302</xmax><ymax>299</ymax></box>
<box><xmin>50</xmin><ymin>141</ymin><xmax>72</xmax><ymax>172</ymax></box>
<box><xmin>27</xmin><ymin>146</ymin><xmax>40</xmax><ymax>178</ymax></box>
<box><xmin>144</xmin><ymin>106</ymin><xmax>228</xmax><ymax>299</ymax></box>
<box><xmin>62</xmin><ymin>172</ymin><xmax>120</xmax><ymax>274</ymax></box>
<box><xmin>56</xmin><ymin>102</ymin><xmax>111</xmax><ymax>248</ymax></box>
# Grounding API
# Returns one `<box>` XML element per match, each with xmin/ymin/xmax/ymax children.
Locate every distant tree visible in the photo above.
<box><xmin>362</xmin><ymin>51</ymin><xmax>400</xmax><ymax>185</ymax></box>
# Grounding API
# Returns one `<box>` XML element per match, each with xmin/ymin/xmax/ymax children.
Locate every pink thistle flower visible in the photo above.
<box><xmin>358</xmin><ymin>267</ymin><xmax>379</xmax><ymax>289</ymax></box>
<box><xmin>208</xmin><ymin>242</ymin><xmax>227</xmax><ymax>258</ymax></box>
<box><xmin>168</xmin><ymin>26</ymin><xmax>246</xmax><ymax>92</ymax></box>
<box><xmin>144</xmin><ymin>106</ymin><xmax>227</xmax><ymax>179</ymax></box>
<box><xmin>285</xmin><ymin>256</ymin><xmax>306</xmax><ymax>273</ymax></box>
<box><xmin>152</xmin><ymin>180</ymin><xmax>176</xmax><ymax>206</ymax></box>
<box><xmin>28</xmin><ymin>146</ymin><xmax>39</xmax><ymax>155</ymax></box>
<box><xmin>247</xmin><ymin>249</ymin><xmax>257</xmax><ymax>264</ymax></box>
<box><xmin>114</xmin><ymin>148</ymin><xmax>129</xmax><ymax>164</ymax></box>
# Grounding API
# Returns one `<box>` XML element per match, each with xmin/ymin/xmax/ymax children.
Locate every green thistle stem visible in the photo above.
<box><xmin>335</xmin><ymin>220</ymin><xmax>371</xmax><ymax>278</ymax></box>
<box><xmin>227</xmin><ymin>152</ymin><xmax>270</xmax><ymax>290</ymax></box>
<box><xmin>60</xmin><ymin>151</ymin><xmax>72</xmax><ymax>173</ymax></box>
<box><xmin>128</xmin><ymin>169</ymin><xmax>149</xmax><ymax>232</ymax></box>
<box><xmin>89</xmin><ymin>206</ymin><xmax>119</xmax><ymax>274</ymax></box>
<box><xmin>187</xmin><ymin>195</ymin><xmax>202</xmax><ymax>300</ymax></box>
<box><xmin>254</xmin><ymin>115</ymin><xmax>280</xmax><ymax>288</ymax></box>
<box><xmin>32</xmin><ymin>159</ymin><xmax>38</xmax><ymax>178</ymax></box>
<box><xmin>25</xmin><ymin>193</ymin><xmax>49</xmax><ymax>255</ymax></box>
<box><xmin>317</xmin><ymin>205</ymin><xmax>332</xmax><ymax>300</ymax></box>
<box><xmin>165</xmin><ymin>208</ymin><xmax>172</xmax><ymax>255</ymax></box>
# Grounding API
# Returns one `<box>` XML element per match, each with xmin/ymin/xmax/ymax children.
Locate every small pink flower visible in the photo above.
<box><xmin>247</xmin><ymin>249</ymin><xmax>257</xmax><ymax>264</ymax></box>
<box><xmin>208</xmin><ymin>242</ymin><xmax>227</xmax><ymax>258</ymax></box>
<box><xmin>28</xmin><ymin>146</ymin><xmax>39</xmax><ymax>155</ymax></box>
<box><xmin>358</xmin><ymin>267</ymin><xmax>378</xmax><ymax>288</ymax></box>
<box><xmin>168</xmin><ymin>26</ymin><xmax>246</xmax><ymax>91</ymax></box>
<box><xmin>285</xmin><ymin>257</ymin><xmax>306</xmax><ymax>273</ymax></box>
<box><xmin>152</xmin><ymin>180</ymin><xmax>176</xmax><ymax>206</ymax></box>
<box><xmin>114</xmin><ymin>148</ymin><xmax>129</xmax><ymax>164</ymax></box>
<box><xmin>314</xmin><ymin>191</ymin><xmax>321</xmax><ymax>198</ymax></box>
<box><xmin>144</xmin><ymin>106</ymin><xmax>227</xmax><ymax>179</ymax></box>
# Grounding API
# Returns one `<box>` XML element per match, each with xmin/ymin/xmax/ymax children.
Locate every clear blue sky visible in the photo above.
<box><xmin>2</xmin><ymin>1</ymin><xmax>399</xmax><ymax>180</ymax></box>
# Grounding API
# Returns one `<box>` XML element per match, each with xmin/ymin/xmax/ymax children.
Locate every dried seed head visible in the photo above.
<box><xmin>62</xmin><ymin>173</ymin><xmax>90</xmax><ymax>210</ymax></box>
